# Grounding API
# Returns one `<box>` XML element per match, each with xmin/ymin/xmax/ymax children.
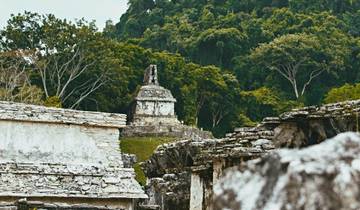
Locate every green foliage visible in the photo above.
<box><xmin>192</xmin><ymin>28</ymin><xmax>246</xmax><ymax>68</ymax></box>
<box><xmin>120</xmin><ymin>137</ymin><xmax>175</xmax><ymax>185</ymax></box>
<box><xmin>0</xmin><ymin>51</ymin><xmax>44</xmax><ymax>105</ymax></box>
<box><xmin>15</xmin><ymin>86</ymin><xmax>44</xmax><ymax>105</ymax></box>
<box><xmin>241</xmin><ymin>87</ymin><xmax>302</xmax><ymax>121</ymax></box>
<box><xmin>44</xmin><ymin>96</ymin><xmax>62</xmax><ymax>108</ymax></box>
<box><xmin>324</xmin><ymin>83</ymin><xmax>360</xmax><ymax>103</ymax></box>
<box><xmin>114</xmin><ymin>0</ymin><xmax>359</xmax><ymax>107</ymax></box>
<box><xmin>0</xmin><ymin>85</ymin><xmax>44</xmax><ymax>105</ymax></box>
<box><xmin>231</xmin><ymin>113</ymin><xmax>257</xmax><ymax>128</ymax></box>
<box><xmin>3</xmin><ymin>1</ymin><xmax>360</xmax><ymax>137</ymax></box>
<box><xmin>249</xmin><ymin>33</ymin><xmax>348</xmax><ymax>99</ymax></box>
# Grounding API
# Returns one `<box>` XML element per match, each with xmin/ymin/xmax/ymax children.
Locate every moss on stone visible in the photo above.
<box><xmin>120</xmin><ymin>137</ymin><xmax>175</xmax><ymax>185</ymax></box>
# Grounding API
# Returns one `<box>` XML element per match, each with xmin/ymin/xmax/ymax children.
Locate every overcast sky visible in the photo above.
<box><xmin>0</xmin><ymin>0</ymin><xmax>129</xmax><ymax>30</ymax></box>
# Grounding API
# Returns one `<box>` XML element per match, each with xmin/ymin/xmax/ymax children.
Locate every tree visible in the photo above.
<box><xmin>289</xmin><ymin>0</ymin><xmax>360</xmax><ymax>14</ymax></box>
<box><xmin>33</xmin><ymin>47</ymin><xmax>109</xmax><ymax>108</ymax></box>
<box><xmin>208</xmin><ymin>73</ymin><xmax>240</xmax><ymax>128</ymax></box>
<box><xmin>324</xmin><ymin>83</ymin><xmax>360</xmax><ymax>103</ymax></box>
<box><xmin>192</xmin><ymin>28</ymin><xmax>246</xmax><ymax>68</ymax></box>
<box><xmin>241</xmin><ymin>87</ymin><xmax>302</xmax><ymax>121</ymax></box>
<box><xmin>250</xmin><ymin>33</ymin><xmax>346</xmax><ymax>99</ymax></box>
<box><xmin>0</xmin><ymin>51</ymin><xmax>43</xmax><ymax>104</ymax></box>
<box><xmin>1</xmin><ymin>12</ymin><xmax>111</xmax><ymax>109</ymax></box>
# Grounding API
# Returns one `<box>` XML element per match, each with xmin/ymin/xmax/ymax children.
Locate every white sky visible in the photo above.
<box><xmin>0</xmin><ymin>0</ymin><xmax>129</xmax><ymax>30</ymax></box>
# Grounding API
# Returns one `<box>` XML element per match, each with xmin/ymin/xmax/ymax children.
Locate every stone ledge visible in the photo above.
<box><xmin>0</xmin><ymin>162</ymin><xmax>147</xmax><ymax>199</ymax></box>
<box><xmin>279</xmin><ymin>99</ymin><xmax>360</xmax><ymax>121</ymax></box>
<box><xmin>0</xmin><ymin>101</ymin><xmax>126</xmax><ymax>128</ymax></box>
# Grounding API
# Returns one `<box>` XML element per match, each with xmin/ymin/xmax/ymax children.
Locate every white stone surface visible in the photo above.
<box><xmin>135</xmin><ymin>101</ymin><xmax>175</xmax><ymax>116</ymax></box>
<box><xmin>0</xmin><ymin>121</ymin><xmax>118</xmax><ymax>165</ymax></box>
<box><xmin>214</xmin><ymin>132</ymin><xmax>360</xmax><ymax>210</ymax></box>
<box><xmin>0</xmin><ymin>100</ymin><xmax>147</xmax><ymax>204</ymax></box>
<box><xmin>0</xmin><ymin>101</ymin><xmax>126</xmax><ymax>128</ymax></box>
<box><xmin>190</xmin><ymin>173</ymin><xmax>204</xmax><ymax>210</ymax></box>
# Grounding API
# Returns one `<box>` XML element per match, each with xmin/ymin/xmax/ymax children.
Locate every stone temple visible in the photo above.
<box><xmin>130</xmin><ymin>65</ymin><xmax>179</xmax><ymax>126</ymax></box>
<box><xmin>123</xmin><ymin>65</ymin><xmax>212</xmax><ymax>139</ymax></box>
<box><xmin>0</xmin><ymin>101</ymin><xmax>146</xmax><ymax>209</ymax></box>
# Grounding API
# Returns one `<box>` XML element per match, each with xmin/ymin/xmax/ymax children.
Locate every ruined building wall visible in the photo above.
<box><xmin>0</xmin><ymin>121</ymin><xmax>121</xmax><ymax>166</ymax></box>
<box><xmin>142</xmin><ymin>99</ymin><xmax>360</xmax><ymax>210</ymax></box>
<box><xmin>271</xmin><ymin>99</ymin><xmax>360</xmax><ymax>147</ymax></box>
<box><xmin>122</xmin><ymin>65</ymin><xmax>212</xmax><ymax>140</ymax></box>
<box><xmin>135</xmin><ymin>100</ymin><xmax>175</xmax><ymax>116</ymax></box>
<box><xmin>0</xmin><ymin>101</ymin><xmax>146</xmax><ymax>210</ymax></box>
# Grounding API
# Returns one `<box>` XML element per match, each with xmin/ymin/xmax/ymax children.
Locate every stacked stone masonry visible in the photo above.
<box><xmin>142</xmin><ymin>99</ymin><xmax>360</xmax><ymax>210</ymax></box>
<box><xmin>0</xmin><ymin>101</ymin><xmax>126</xmax><ymax>128</ymax></box>
<box><xmin>0</xmin><ymin>101</ymin><xmax>146</xmax><ymax>210</ymax></box>
<box><xmin>123</xmin><ymin>65</ymin><xmax>212</xmax><ymax>139</ymax></box>
<box><xmin>214</xmin><ymin>132</ymin><xmax>360</xmax><ymax>210</ymax></box>
<box><xmin>130</xmin><ymin>65</ymin><xmax>179</xmax><ymax>127</ymax></box>
<box><xmin>143</xmin><ymin>126</ymin><xmax>276</xmax><ymax>210</ymax></box>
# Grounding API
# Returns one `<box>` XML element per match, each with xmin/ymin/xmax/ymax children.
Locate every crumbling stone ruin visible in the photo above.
<box><xmin>1</xmin><ymin>81</ymin><xmax>359</xmax><ymax>210</ymax></box>
<box><xmin>142</xmin><ymin>99</ymin><xmax>360</xmax><ymax>210</ymax></box>
<box><xmin>214</xmin><ymin>132</ymin><xmax>360</xmax><ymax>210</ymax></box>
<box><xmin>130</xmin><ymin>65</ymin><xmax>179</xmax><ymax>127</ymax></box>
<box><xmin>122</xmin><ymin>65</ymin><xmax>212</xmax><ymax>139</ymax></box>
<box><xmin>0</xmin><ymin>101</ymin><xmax>147</xmax><ymax>210</ymax></box>
<box><xmin>142</xmin><ymin>122</ymin><xmax>275</xmax><ymax>210</ymax></box>
<box><xmin>272</xmin><ymin>100</ymin><xmax>360</xmax><ymax>147</ymax></box>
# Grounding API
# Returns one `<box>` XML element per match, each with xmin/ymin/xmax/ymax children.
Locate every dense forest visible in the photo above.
<box><xmin>1</xmin><ymin>0</ymin><xmax>360</xmax><ymax>136</ymax></box>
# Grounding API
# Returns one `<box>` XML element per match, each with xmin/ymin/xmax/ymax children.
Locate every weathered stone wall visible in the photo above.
<box><xmin>0</xmin><ymin>101</ymin><xmax>126</xmax><ymax>128</ymax></box>
<box><xmin>271</xmin><ymin>100</ymin><xmax>360</xmax><ymax>147</ymax></box>
<box><xmin>122</xmin><ymin>124</ymin><xmax>213</xmax><ymax>140</ymax></box>
<box><xmin>1</xmin><ymin>197</ymin><xmax>136</xmax><ymax>210</ymax></box>
<box><xmin>135</xmin><ymin>101</ymin><xmax>175</xmax><ymax>116</ymax></box>
<box><xmin>131</xmin><ymin>115</ymin><xmax>180</xmax><ymax>127</ymax></box>
<box><xmin>142</xmin><ymin>99</ymin><xmax>360</xmax><ymax>210</ymax></box>
<box><xmin>214</xmin><ymin>132</ymin><xmax>360</xmax><ymax>210</ymax></box>
<box><xmin>142</xmin><ymin>125</ymin><xmax>275</xmax><ymax>210</ymax></box>
<box><xmin>132</xmin><ymin>85</ymin><xmax>177</xmax><ymax>126</ymax></box>
<box><xmin>0</xmin><ymin>121</ymin><xmax>122</xmax><ymax>166</ymax></box>
<box><xmin>0</xmin><ymin>163</ymin><xmax>145</xmax><ymax>199</ymax></box>
<box><xmin>0</xmin><ymin>101</ymin><xmax>146</xmax><ymax>209</ymax></box>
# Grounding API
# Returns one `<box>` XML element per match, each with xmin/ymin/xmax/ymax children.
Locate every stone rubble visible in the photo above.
<box><xmin>273</xmin><ymin>99</ymin><xmax>360</xmax><ymax>147</ymax></box>
<box><xmin>142</xmin><ymin>125</ymin><xmax>276</xmax><ymax>210</ymax></box>
<box><xmin>142</xmin><ymin>99</ymin><xmax>360</xmax><ymax>210</ymax></box>
<box><xmin>214</xmin><ymin>132</ymin><xmax>360</xmax><ymax>210</ymax></box>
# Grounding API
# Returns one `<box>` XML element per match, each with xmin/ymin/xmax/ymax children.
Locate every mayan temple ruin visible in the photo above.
<box><xmin>1</xmin><ymin>64</ymin><xmax>360</xmax><ymax>210</ymax></box>
<box><xmin>129</xmin><ymin>64</ymin><xmax>179</xmax><ymax>127</ymax></box>
<box><xmin>142</xmin><ymin>99</ymin><xmax>360</xmax><ymax>210</ymax></box>
<box><xmin>0</xmin><ymin>101</ymin><xmax>146</xmax><ymax>209</ymax></box>
<box><xmin>0</xmin><ymin>62</ymin><xmax>360</xmax><ymax>210</ymax></box>
<box><xmin>122</xmin><ymin>65</ymin><xmax>212</xmax><ymax>139</ymax></box>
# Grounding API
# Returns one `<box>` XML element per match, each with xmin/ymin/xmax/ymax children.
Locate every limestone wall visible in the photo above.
<box><xmin>0</xmin><ymin>101</ymin><xmax>146</xmax><ymax>209</ymax></box>
<box><xmin>214</xmin><ymin>132</ymin><xmax>360</xmax><ymax>210</ymax></box>
<box><xmin>142</xmin><ymin>99</ymin><xmax>360</xmax><ymax>210</ymax></box>
<box><xmin>135</xmin><ymin>101</ymin><xmax>175</xmax><ymax>116</ymax></box>
<box><xmin>269</xmin><ymin>99</ymin><xmax>360</xmax><ymax>147</ymax></box>
<box><xmin>0</xmin><ymin>163</ymin><xmax>146</xmax><ymax>199</ymax></box>
<box><xmin>0</xmin><ymin>101</ymin><xmax>126</xmax><ymax>128</ymax></box>
<box><xmin>0</xmin><ymin>121</ymin><xmax>121</xmax><ymax>166</ymax></box>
